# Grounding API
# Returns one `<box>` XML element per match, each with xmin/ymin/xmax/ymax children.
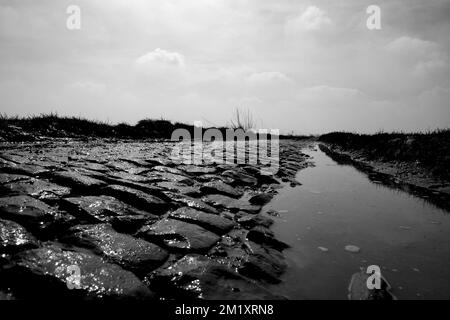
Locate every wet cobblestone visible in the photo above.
<box><xmin>0</xmin><ymin>138</ymin><xmax>312</xmax><ymax>299</ymax></box>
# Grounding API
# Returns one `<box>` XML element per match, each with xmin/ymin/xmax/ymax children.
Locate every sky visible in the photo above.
<box><xmin>0</xmin><ymin>0</ymin><xmax>449</xmax><ymax>134</ymax></box>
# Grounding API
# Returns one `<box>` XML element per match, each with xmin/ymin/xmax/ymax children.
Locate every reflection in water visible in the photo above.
<box><xmin>319</xmin><ymin>144</ymin><xmax>450</xmax><ymax>212</ymax></box>
<box><xmin>266</xmin><ymin>146</ymin><xmax>450</xmax><ymax>300</ymax></box>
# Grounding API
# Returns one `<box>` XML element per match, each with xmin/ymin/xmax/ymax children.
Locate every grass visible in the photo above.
<box><xmin>0</xmin><ymin>113</ymin><xmax>294</xmax><ymax>141</ymax></box>
<box><xmin>228</xmin><ymin>108</ymin><xmax>256</xmax><ymax>131</ymax></box>
<box><xmin>0</xmin><ymin>112</ymin><xmax>185</xmax><ymax>141</ymax></box>
<box><xmin>0</xmin><ymin>112</ymin><xmax>299</xmax><ymax>142</ymax></box>
<box><xmin>319</xmin><ymin>130</ymin><xmax>450</xmax><ymax>180</ymax></box>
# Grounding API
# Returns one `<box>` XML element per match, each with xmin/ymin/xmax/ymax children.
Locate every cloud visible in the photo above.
<box><xmin>285</xmin><ymin>6</ymin><xmax>332</xmax><ymax>32</ymax></box>
<box><xmin>136</xmin><ymin>48</ymin><xmax>185</xmax><ymax>68</ymax></box>
<box><xmin>386</xmin><ymin>36</ymin><xmax>438</xmax><ymax>57</ymax></box>
<box><xmin>413</xmin><ymin>59</ymin><xmax>448</xmax><ymax>77</ymax></box>
<box><xmin>417</xmin><ymin>86</ymin><xmax>450</xmax><ymax>115</ymax></box>
<box><xmin>244</xmin><ymin>71</ymin><xmax>296</xmax><ymax>101</ymax></box>
<box><xmin>385</xmin><ymin>36</ymin><xmax>449</xmax><ymax>80</ymax></box>
<box><xmin>297</xmin><ymin>85</ymin><xmax>364</xmax><ymax>101</ymax></box>
<box><xmin>0</xmin><ymin>5</ymin><xmax>49</xmax><ymax>38</ymax></box>
<box><xmin>1</xmin><ymin>1</ymin><xmax>449</xmax><ymax>133</ymax></box>
<box><xmin>69</xmin><ymin>81</ymin><xmax>106</xmax><ymax>93</ymax></box>
<box><xmin>134</xmin><ymin>48</ymin><xmax>187</xmax><ymax>85</ymax></box>
<box><xmin>246</xmin><ymin>71</ymin><xmax>293</xmax><ymax>85</ymax></box>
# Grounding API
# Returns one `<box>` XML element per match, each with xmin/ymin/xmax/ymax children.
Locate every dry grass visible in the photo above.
<box><xmin>319</xmin><ymin>130</ymin><xmax>450</xmax><ymax>179</ymax></box>
<box><xmin>0</xmin><ymin>113</ymin><xmax>179</xmax><ymax>141</ymax></box>
<box><xmin>228</xmin><ymin>108</ymin><xmax>256</xmax><ymax>131</ymax></box>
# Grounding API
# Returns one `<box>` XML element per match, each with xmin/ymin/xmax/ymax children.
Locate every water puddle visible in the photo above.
<box><xmin>266</xmin><ymin>145</ymin><xmax>450</xmax><ymax>299</ymax></box>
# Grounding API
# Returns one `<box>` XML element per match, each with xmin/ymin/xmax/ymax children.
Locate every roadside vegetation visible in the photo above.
<box><xmin>0</xmin><ymin>113</ymin><xmax>194</xmax><ymax>141</ymax></box>
<box><xmin>0</xmin><ymin>111</ymin><xmax>312</xmax><ymax>142</ymax></box>
<box><xmin>319</xmin><ymin>130</ymin><xmax>450</xmax><ymax>180</ymax></box>
<box><xmin>228</xmin><ymin>108</ymin><xmax>256</xmax><ymax>131</ymax></box>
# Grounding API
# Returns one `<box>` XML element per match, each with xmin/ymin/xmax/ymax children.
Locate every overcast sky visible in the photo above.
<box><xmin>0</xmin><ymin>0</ymin><xmax>449</xmax><ymax>134</ymax></box>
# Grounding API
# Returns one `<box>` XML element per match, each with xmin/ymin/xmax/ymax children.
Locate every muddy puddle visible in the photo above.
<box><xmin>264</xmin><ymin>145</ymin><xmax>450</xmax><ymax>299</ymax></box>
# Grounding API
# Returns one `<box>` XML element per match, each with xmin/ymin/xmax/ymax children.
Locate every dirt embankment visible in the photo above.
<box><xmin>319</xmin><ymin>131</ymin><xmax>450</xmax><ymax>210</ymax></box>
